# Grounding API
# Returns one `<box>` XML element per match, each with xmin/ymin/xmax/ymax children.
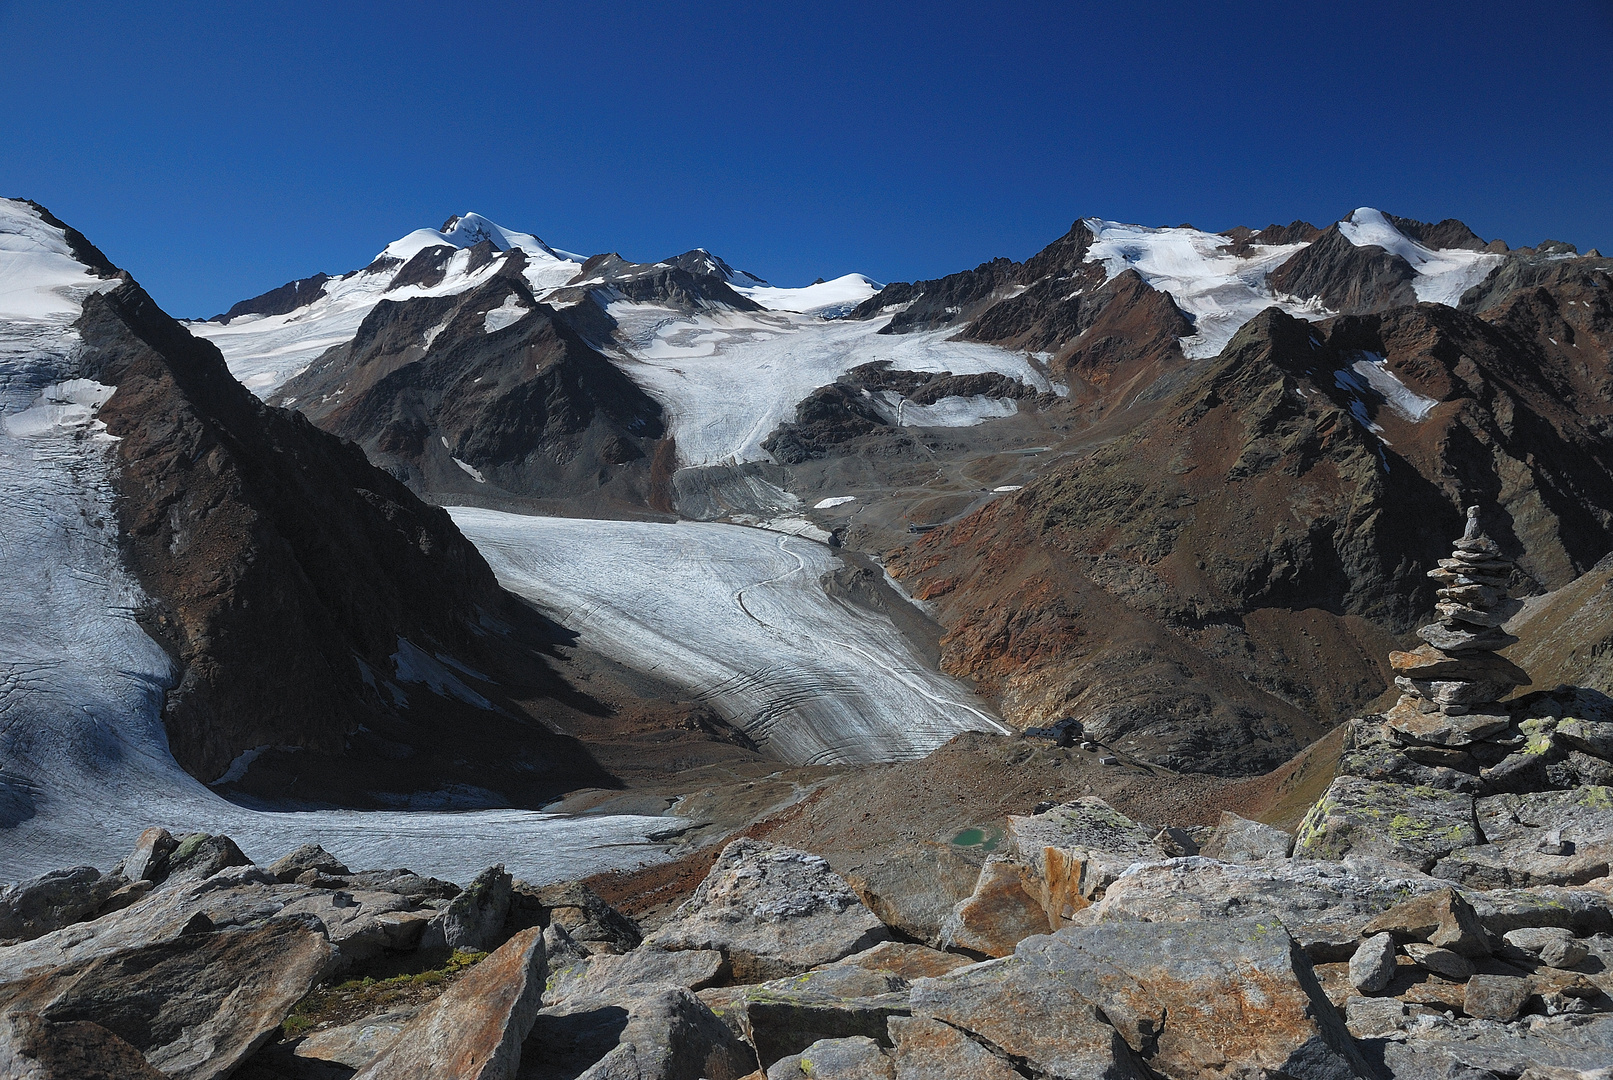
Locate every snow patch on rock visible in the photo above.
<box><xmin>1083</xmin><ymin>218</ymin><xmax>1327</xmax><ymax>359</ymax></box>
<box><xmin>1339</xmin><ymin>208</ymin><xmax>1503</xmax><ymax>306</ymax></box>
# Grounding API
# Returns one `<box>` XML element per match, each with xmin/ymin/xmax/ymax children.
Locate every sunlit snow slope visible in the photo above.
<box><xmin>1082</xmin><ymin>219</ymin><xmax>1327</xmax><ymax>358</ymax></box>
<box><xmin>606</xmin><ymin>305</ymin><xmax>1054</xmax><ymax>468</ymax></box>
<box><xmin>1338</xmin><ymin>207</ymin><xmax>1503</xmax><ymax>306</ymax></box>
<box><xmin>0</xmin><ymin>201</ymin><xmax>673</xmax><ymax>885</ymax></box>
<box><xmin>189</xmin><ymin>213</ymin><xmax>585</xmax><ymax>394</ymax></box>
<box><xmin>450</xmin><ymin>508</ymin><xmax>1009</xmax><ymax>764</ymax></box>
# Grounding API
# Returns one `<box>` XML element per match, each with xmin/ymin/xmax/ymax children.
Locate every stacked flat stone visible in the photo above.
<box><xmin>1384</xmin><ymin>506</ymin><xmax>1529</xmax><ymax>745</ymax></box>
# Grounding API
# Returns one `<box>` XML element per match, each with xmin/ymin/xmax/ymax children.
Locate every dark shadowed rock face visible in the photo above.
<box><xmin>71</xmin><ymin>270</ymin><xmax>612</xmax><ymax>805</ymax></box>
<box><xmin>1386</xmin><ymin>213</ymin><xmax>1488</xmax><ymax>252</ymax></box>
<box><xmin>272</xmin><ymin>264</ymin><xmax>670</xmax><ymax>513</ymax></box>
<box><xmin>847</xmin><ymin>257</ymin><xmax>1020</xmax><ymax>334</ymax></box>
<box><xmin>849</xmin><ymin>220</ymin><xmax>1100</xmax><ymax>336</ymax></box>
<box><xmin>211</xmin><ymin>272</ymin><xmax>331</xmax><ymax>323</ymax></box>
<box><xmin>1222</xmin><ymin>220</ymin><xmax>1324</xmax><ymax>255</ymax></box>
<box><xmin>0</xmin><ymin>916</ymin><xmax>331</xmax><ymax>1080</ymax></box>
<box><xmin>762</xmin><ymin>361</ymin><xmax>1045</xmax><ymax>465</ymax></box>
<box><xmin>550</xmin><ymin>250</ymin><xmax>764</xmax><ymax>313</ymax></box>
<box><xmin>1269</xmin><ymin>223</ymin><xmax>1419</xmax><ymax>314</ymax></box>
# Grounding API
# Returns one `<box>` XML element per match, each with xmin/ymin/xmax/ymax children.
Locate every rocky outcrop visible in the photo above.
<box><xmin>762</xmin><ymin>361</ymin><xmax>1048</xmax><ymax>464</ymax></box>
<box><xmin>6</xmin><ymin>803</ymin><xmax>1613</xmax><ymax>1080</ymax></box>
<box><xmin>209</xmin><ymin>271</ymin><xmax>330</xmax><ymax>323</ymax></box>
<box><xmin>0</xmin><ymin>914</ymin><xmax>331</xmax><ymax>1080</ymax></box>
<box><xmin>643</xmin><ymin>839</ymin><xmax>890</xmax><ymax>982</ymax></box>
<box><xmin>272</xmin><ymin>268</ymin><xmax>668</xmax><ymax>512</ymax></box>
<box><xmin>61</xmin><ymin>263</ymin><xmax>615</xmax><ymax>806</ymax></box>
<box><xmin>351</xmin><ymin>926</ymin><xmax>546</xmax><ymax>1080</ymax></box>
<box><xmin>889</xmin><ymin>276</ymin><xmax>1613</xmax><ymax>772</ymax></box>
<box><xmin>0</xmin><ymin>1012</ymin><xmax>169</xmax><ymax>1080</ymax></box>
<box><xmin>1268</xmin><ymin>223</ymin><xmax>1419</xmax><ymax>313</ymax></box>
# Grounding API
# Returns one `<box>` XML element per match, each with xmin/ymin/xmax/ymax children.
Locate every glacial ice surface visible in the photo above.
<box><xmin>0</xmin><ymin>200</ymin><xmax>675</xmax><ymax>886</ymax></box>
<box><xmin>450</xmin><ymin>508</ymin><xmax>1008</xmax><ymax>765</ymax></box>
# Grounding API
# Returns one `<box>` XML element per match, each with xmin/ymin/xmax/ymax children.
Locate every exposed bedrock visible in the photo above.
<box><xmin>886</xmin><ymin>274</ymin><xmax>1613</xmax><ymax>774</ymax></box>
<box><xmin>73</xmin><ymin>268</ymin><xmax>613</xmax><ymax>805</ymax></box>
<box><xmin>272</xmin><ymin>266</ymin><xmax>668</xmax><ymax>514</ymax></box>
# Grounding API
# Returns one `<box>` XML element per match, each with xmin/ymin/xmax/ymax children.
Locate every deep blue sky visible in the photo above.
<box><xmin>4</xmin><ymin>1</ymin><xmax>1610</xmax><ymax>317</ymax></box>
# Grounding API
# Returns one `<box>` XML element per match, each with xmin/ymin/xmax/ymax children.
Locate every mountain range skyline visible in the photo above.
<box><xmin>3</xmin><ymin>1</ymin><xmax>1608</xmax><ymax>317</ymax></box>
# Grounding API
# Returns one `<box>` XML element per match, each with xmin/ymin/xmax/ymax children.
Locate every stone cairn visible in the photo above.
<box><xmin>1385</xmin><ymin>505</ymin><xmax>1529</xmax><ymax>745</ymax></box>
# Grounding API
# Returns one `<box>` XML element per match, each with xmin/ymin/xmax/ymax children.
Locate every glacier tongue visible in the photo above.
<box><xmin>450</xmin><ymin>507</ymin><xmax>1008</xmax><ymax>766</ymax></box>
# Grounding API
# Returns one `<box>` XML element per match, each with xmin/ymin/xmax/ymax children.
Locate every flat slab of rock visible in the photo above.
<box><xmin>910</xmin><ymin>956</ymin><xmax>1146</xmax><ymax>1079</ymax></box>
<box><xmin>525</xmin><ymin>986</ymin><xmax>755</xmax><ymax>1080</ymax></box>
<box><xmin>291</xmin><ymin>1007</ymin><xmax>419</xmax><ymax>1070</ymax></box>
<box><xmin>1007</xmin><ymin>797</ymin><xmax>1160</xmax><ymax>860</ymax></box>
<box><xmin>0</xmin><ymin>915</ymin><xmax>331</xmax><ymax>1080</ymax></box>
<box><xmin>1464</xmin><ymin>883</ymin><xmax>1613</xmax><ymax>937</ymax></box>
<box><xmin>1503</xmin><ymin>927</ymin><xmax>1591</xmax><ymax>969</ymax></box>
<box><xmin>1199</xmin><ymin>811</ymin><xmax>1293</xmax><ymax>862</ymax></box>
<box><xmin>1383</xmin><ymin>700</ymin><xmax>1512</xmax><ymax>746</ymax></box>
<box><xmin>0</xmin><ymin>1012</ymin><xmax>169</xmax><ymax>1080</ymax></box>
<box><xmin>643</xmin><ymin>839</ymin><xmax>889</xmax><ymax>982</ymax></box>
<box><xmin>0</xmin><ymin>867</ymin><xmax>123</xmax><ymax>944</ymax></box>
<box><xmin>1361</xmin><ymin>887</ymin><xmax>1490</xmax><ymax>957</ymax></box>
<box><xmin>545</xmin><ymin>948</ymin><xmax>727</xmax><ymax>1010</ymax></box>
<box><xmin>767</xmin><ymin>1035</ymin><xmax>892</xmax><ymax>1080</ymax></box>
<box><xmin>887</xmin><ymin>1015</ymin><xmax>1022</xmax><ymax>1080</ymax></box>
<box><xmin>938</xmin><ymin>856</ymin><xmax>1049</xmax><ymax>958</ymax></box>
<box><xmin>1373</xmin><ymin>1013</ymin><xmax>1613</xmax><ymax>1079</ymax></box>
<box><xmin>1293</xmin><ymin>776</ymin><xmax>1478</xmax><ymax>871</ymax></box>
<box><xmin>1082</xmin><ymin>855</ymin><xmax>1453</xmax><ymax>960</ymax></box>
<box><xmin>1432</xmin><ymin>840</ymin><xmax>1613</xmax><ymax>889</ymax></box>
<box><xmin>830</xmin><ymin>942</ymin><xmax>973</xmax><ymax>982</ymax></box>
<box><xmin>353</xmin><ymin>925</ymin><xmax>546</xmax><ymax>1080</ymax></box>
<box><xmin>915</xmin><ymin>916</ymin><xmax>1374</xmax><ymax>1080</ymax></box>
<box><xmin>1478</xmin><ymin>787</ymin><xmax>1613</xmax><ymax>848</ymax></box>
<box><xmin>842</xmin><ymin>839</ymin><xmax>985</xmax><ymax>947</ymax></box>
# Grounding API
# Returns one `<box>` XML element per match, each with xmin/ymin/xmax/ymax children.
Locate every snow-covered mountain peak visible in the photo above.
<box><xmin>1079</xmin><ymin>217</ymin><xmax>1322</xmax><ymax>359</ymax></box>
<box><xmin>0</xmin><ymin>198</ymin><xmax>120</xmax><ymax>322</ymax></box>
<box><xmin>379</xmin><ymin>211</ymin><xmax>578</xmax><ymax>264</ymax></box>
<box><xmin>1337</xmin><ymin>206</ymin><xmax>1502</xmax><ymax>305</ymax></box>
<box><xmin>734</xmin><ymin>273</ymin><xmax>883</xmax><ymax>318</ymax></box>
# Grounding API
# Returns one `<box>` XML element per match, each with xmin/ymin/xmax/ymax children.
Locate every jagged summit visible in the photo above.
<box><xmin>378</xmin><ymin>211</ymin><xmax>579</xmax><ymax>264</ymax></box>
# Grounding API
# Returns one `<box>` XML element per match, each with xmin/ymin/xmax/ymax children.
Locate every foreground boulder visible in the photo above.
<box><xmin>352</xmin><ymin>925</ymin><xmax>546</xmax><ymax>1080</ymax></box>
<box><xmin>1082</xmin><ymin>856</ymin><xmax>1452</xmax><ymax>960</ymax></box>
<box><xmin>0</xmin><ymin>1011</ymin><xmax>169</xmax><ymax>1080</ymax></box>
<box><xmin>913</xmin><ymin>917</ymin><xmax>1375</xmax><ymax>1080</ymax></box>
<box><xmin>0</xmin><ymin>868</ymin><xmax>124</xmax><ymax>944</ymax></box>
<box><xmin>420</xmin><ymin>865</ymin><xmax>514</xmax><ymax>953</ymax></box>
<box><xmin>766</xmin><ymin>1034</ymin><xmax>892</xmax><ymax>1079</ymax></box>
<box><xmin>1199</xmin><ymin>811</ymin><xmax>1294</xmax><ymax>862</ymax></box>
<box><xmin>643</xmin><ymin>839</ymin><xmax>889</xmax><ymax>982</ymax></box>
<box><xmin>526</xmin><ymin>985</ymin><xmax>756</xmax><ymax>1080</ymax></box>
<box><xmin>0</xmin><ymin>914</ymin><xmax>330</xmax><ymax>1080</ymax></box>
<box><xmin>1294</xmin><ymin>775</ymin><xmax>1479</xmax><ymax>871</ymax></box>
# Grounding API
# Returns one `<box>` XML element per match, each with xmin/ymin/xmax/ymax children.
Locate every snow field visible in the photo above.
<box><xmin>736</xmin><ymin>273</ymin><xmax>882</xmax><ymax>317</ymax></box>
<box><xmin>1082</xmin><ymin>218</ymin><xmax>1327</xmax><ymax>359</ymax></box>
<box><xmin>191</xmin><ymin>215</ymin><xmax>584</xmax><ymax>395</ymax></box>
<box><xmin>1338</xmin><ymin>208</ymin><xmax>1503</xmax><ymax>307</ymax></box>
<box><xmin>449</xmin><ymin>508</ymin><xmax>1008</xmax><ymax>765</ymax></box>
<box><xmin>605</xmin><ymin>302</ymin><xmax>1055</xmax><ymax>468</ymax></box>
